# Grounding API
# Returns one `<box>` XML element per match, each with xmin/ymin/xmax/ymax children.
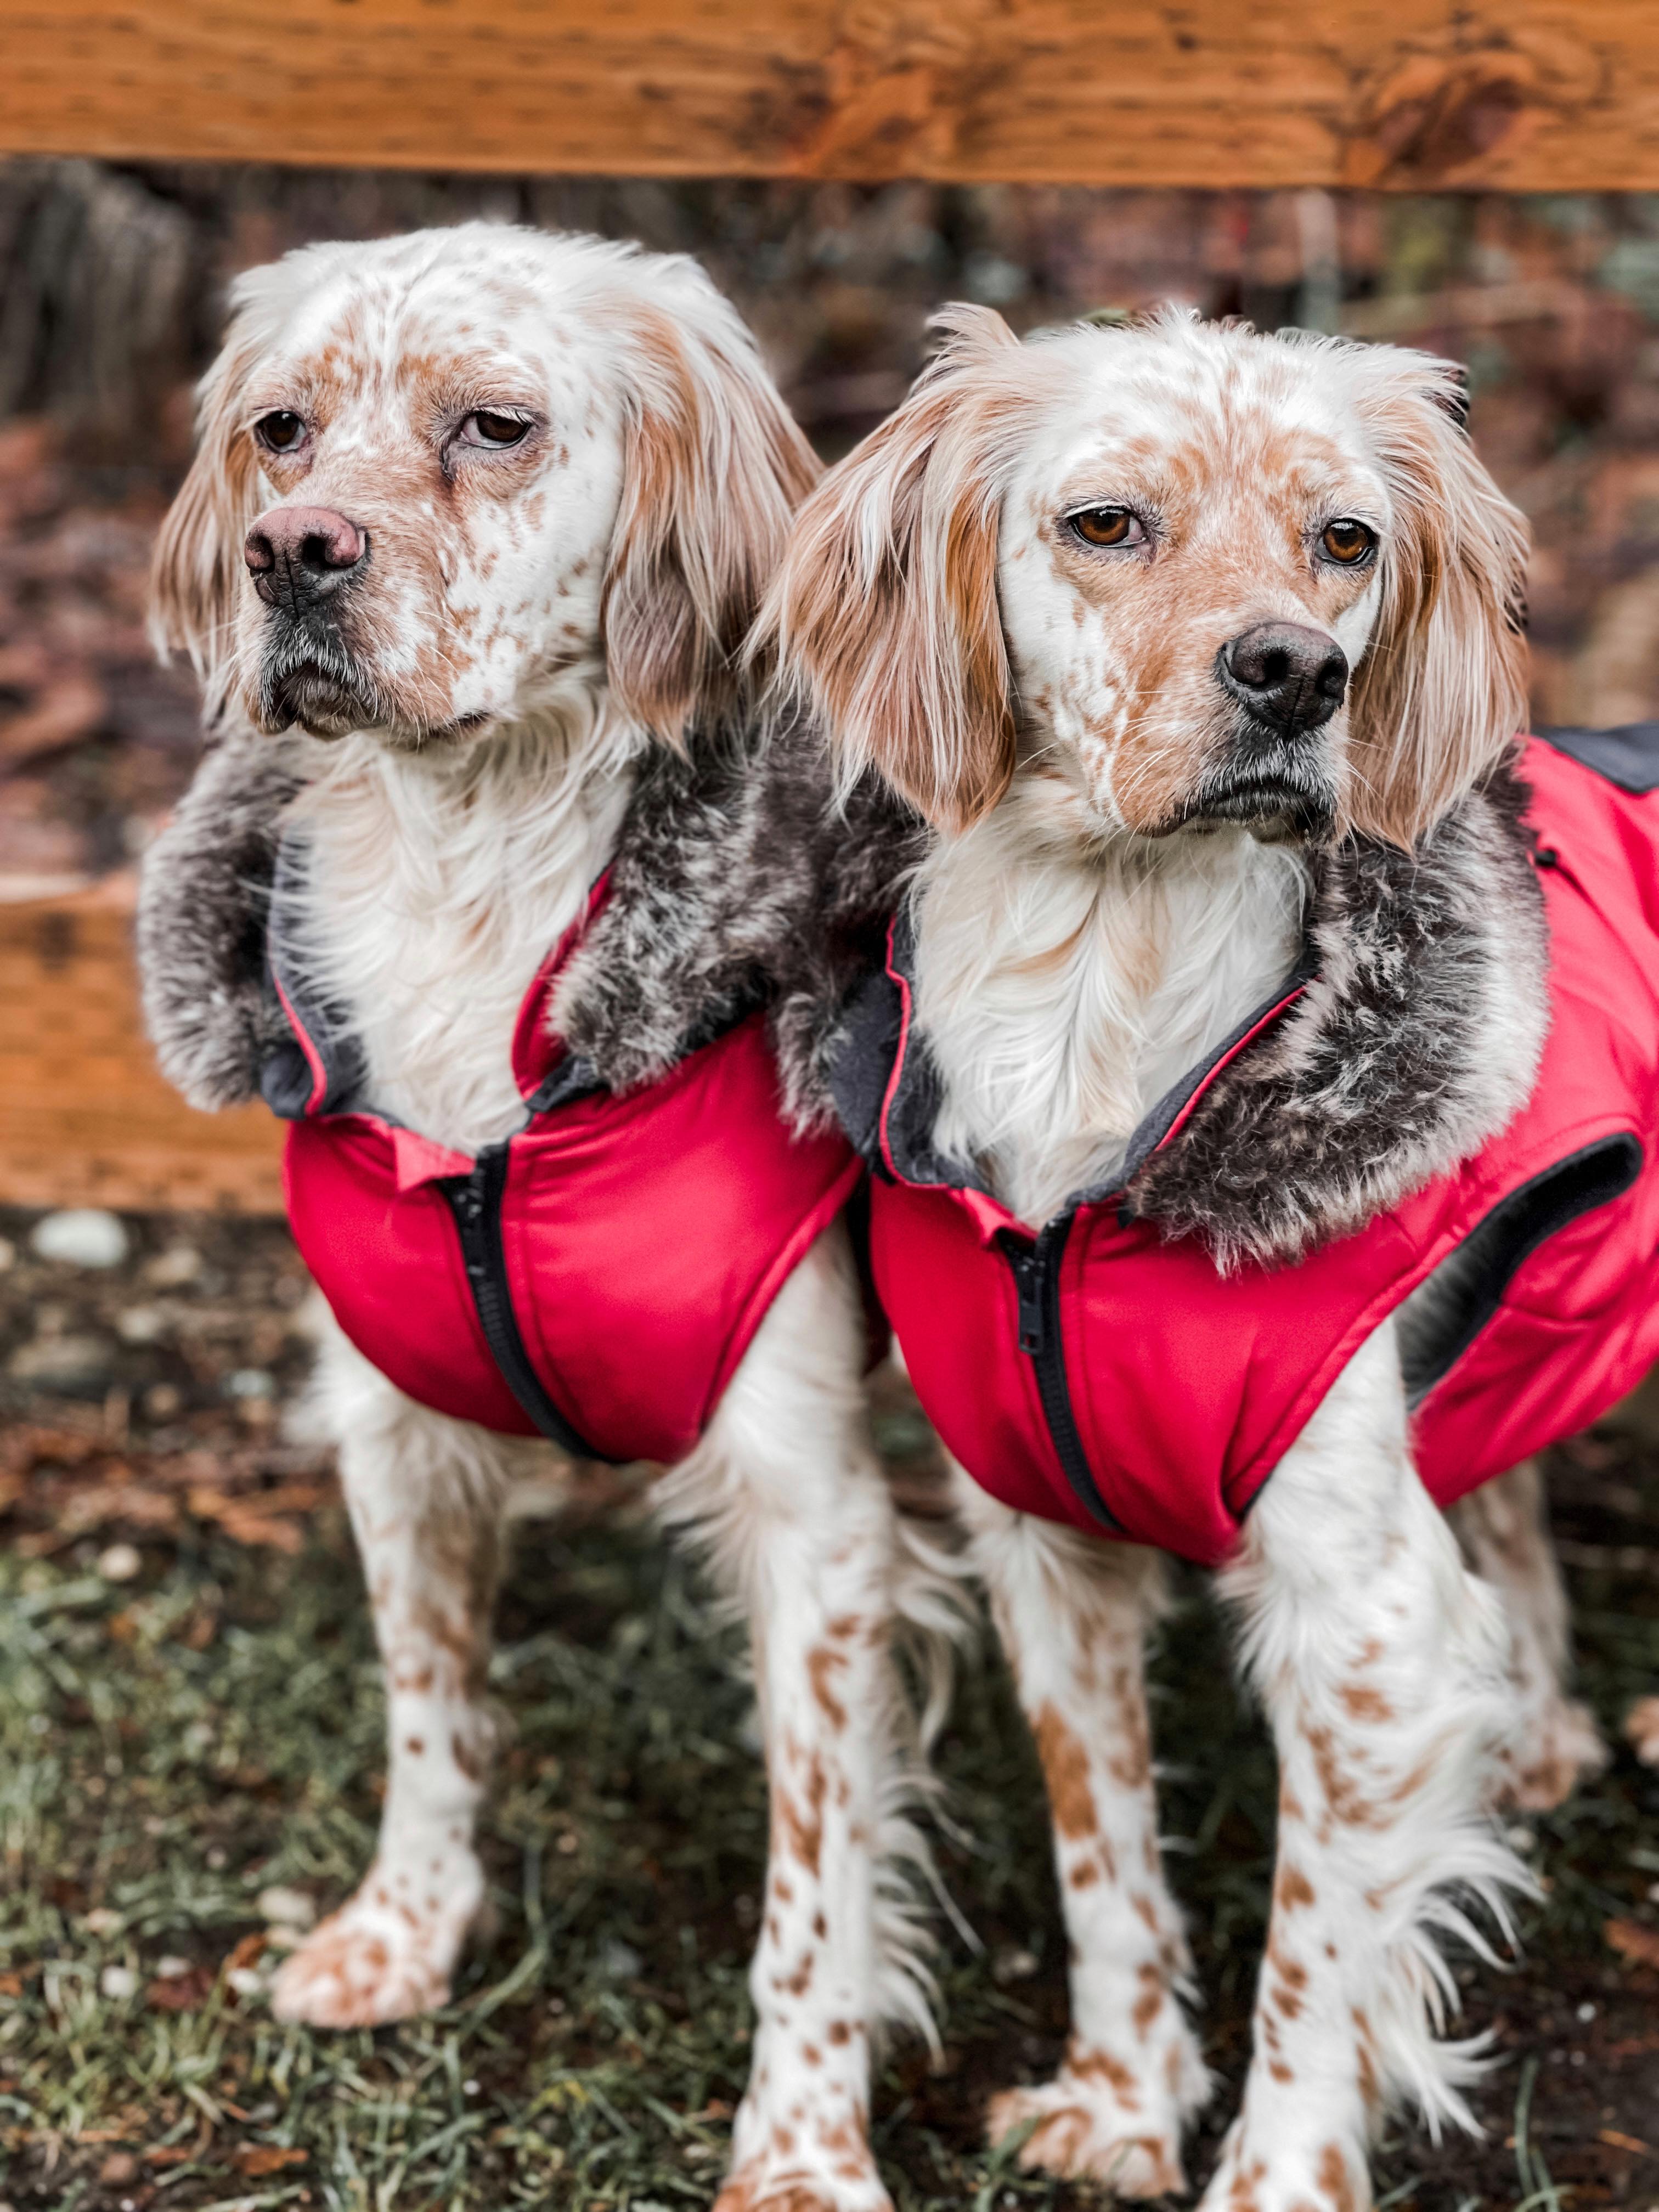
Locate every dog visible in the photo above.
<box><xmin>137</xmin><ymin>222</ymin><xmax>947</xmax><ymax>2212</ymax></box>
<box><xmin>766</xmin><ymin>304</ymin><xmax>1659</xmax><ymax>2208</ymax></box>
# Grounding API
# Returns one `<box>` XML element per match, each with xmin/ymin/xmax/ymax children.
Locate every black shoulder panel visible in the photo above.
<box><xmin>1539</xmin><ymin>724</ymin><xmax>1659</xmax><ymax>793</ymax></box>
<box><xmin>1398</xmin><ymin>1134</ymin><xmax>1643</xmax><ymax>1407</ymax></box>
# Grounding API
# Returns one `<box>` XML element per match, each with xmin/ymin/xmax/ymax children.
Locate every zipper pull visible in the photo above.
<box><xmin>1009</xmin><ymin>1244</ymin><xmax>1045</xmax><ymax>1355</ymax></box>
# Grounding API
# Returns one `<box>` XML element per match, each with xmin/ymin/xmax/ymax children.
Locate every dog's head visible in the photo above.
<box><xmin>768</xmin><ymin>306</ymin><xmax>1527</xmax><ymax>849</ymax></box>
<box><xmin>151</xmin><ymin>223</ymin><xmax>817</xmax><ymax>749</ymax></box>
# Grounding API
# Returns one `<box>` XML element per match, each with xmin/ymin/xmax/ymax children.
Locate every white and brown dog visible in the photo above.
<box><xmin>138</xmin><ymin>224</ymin><xmax>950</xmax><ymax>2212</ymax></box>
<box><xmin>767</xmin><ymin>306</ymin><xmax>1655</xmax><ymax>2208</ymax></box>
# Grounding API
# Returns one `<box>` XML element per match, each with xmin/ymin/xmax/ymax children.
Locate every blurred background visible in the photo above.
<box><xmin>4</xmin><ymin>165</ymin><xmax>1659</xmax><ymax>2212</ymax></box>
<box><xmin>6</xmin><ymin>169</ymin><xmax>1659</xmax><ymax>886</ymax></box>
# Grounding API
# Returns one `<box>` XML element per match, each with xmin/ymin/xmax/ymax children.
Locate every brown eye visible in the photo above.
<box><xmin>1069</xmin><ymin>506</ymin><xmax>1143</xmax><ymax>549</ymax></box>
<box><xmin>461</xmin><ymin>410</ymin><xmax>531</xmax><ymax>449</ymax></box>
<box><xmin>1320</xmin><ymin>518</ymin><xmax>1376</xmax><ymax>566</ymax></box>
<box><xmin>253</xmin><ymin>410</ymin><xmax>306</xmax><ymax>453</ymax></box>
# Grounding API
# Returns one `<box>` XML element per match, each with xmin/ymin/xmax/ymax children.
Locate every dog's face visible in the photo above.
<box><xmin>771</xmin><ymin>309</ymin><xmax>1529</xmax><ymax>850</ymax></box>
<box><xmin>996</xmin><ymin>346</ymin><xmax>1396</xmax><ymax>843</ymax></box>
<box><xmin>152</xmin><ymin>224</ymin><xmax>816</xmax><ymax>749</ymax></box>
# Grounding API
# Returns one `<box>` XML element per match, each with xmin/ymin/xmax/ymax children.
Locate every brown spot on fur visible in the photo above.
<box><xmin>1316</xmin><ymin>2142</ymin><xmax>1358</xmax><ymax>2212</ymax></box>
<box><xmin>1276</xmin><ymin>1863</ymin><xmax>1316</xmax><ymax>1912</ymax></box>
<box><xmin>806</xmin><ymin>1643</ymin><xmax>849</xmax><ymax>1733</ymax></box>
<box><xmin>1339</xmin><ymin>1681</ymin><xmax>1395</xmax><ymax>1724</ymax></box>
<box><xmin>1033</xmin><ymin>1703</ymin><xmax>1098</xmax><ymax>1839</ymax></box>
<box><xmin>1065</xmin><ymin>2041</ymin><xmax>1142</xmax><ymax>2111</ymax></box>
<box><xmin>775</xmin><ymin>1754</ymin><xmax>828</xmax><ymax>1878</ymax></box>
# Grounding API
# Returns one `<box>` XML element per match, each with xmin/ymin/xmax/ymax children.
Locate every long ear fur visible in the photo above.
<box><xmin>602</xmin><ymin>269</ymin><xmax>820</xmax><ymax>747</ymax></box>
<box><xmin>148</xmin><ymin>259</ymin><xmax>304</xmax><ymax>727</ymax></box>
<box><xmin>763</xmin><ymin>304</ymin><xmax>1026</xmax><ymax>833</ymax></box>
<box><xmin>1345</xmin><ymin>350</ymin><xmax>1530</xmax><ymax>848</ymax></box>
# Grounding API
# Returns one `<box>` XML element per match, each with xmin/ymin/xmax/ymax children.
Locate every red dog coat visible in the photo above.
<box><xmin>262</xmin><ymin>871</ymin><xmax>861</xmax><ymax>1463</ymax></box>
<box><xmin>842</xmin><ymin>735</ymin><xmax>1659</xmax><ymax>1565</ymax></box>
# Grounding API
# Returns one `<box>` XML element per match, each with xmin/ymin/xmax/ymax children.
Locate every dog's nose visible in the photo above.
<box><xmin>244</xmin><ymin>506</ymin><xmax>367</xmax><ymax>614</ymax></box>
<box><xmin>1219</xmin><ymin>622</ymin><xmax>1348</xmax><ymax>734</ymax></box>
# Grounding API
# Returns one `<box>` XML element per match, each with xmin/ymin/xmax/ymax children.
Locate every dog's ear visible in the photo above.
<box><xmin>602</xmin><ymin>276</ymin><xmax>820</xmax><ymax>747</ymax></box>
<box><xmin>1345</xmin><ymin>352</ymin><xmax>1530</xmax><ymax>848</ymax></box>
<box><xmin>149</xmin><ymin>262</ymin><xmax>294</xmax><ymax>725</ymax></box>
<box><xmin>765</xmin><ymin>305</ymin><xmax>1023</xmax><ymax>833</ymax></box>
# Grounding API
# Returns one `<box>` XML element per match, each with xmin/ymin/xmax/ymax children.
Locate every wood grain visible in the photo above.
<box><xmin>0</xmin><ymin>878</ymin><xmax>284</xmax><ymax>1216</ymax></box>
<box><xmin>1</xmin><ymin>2</ymin><xmax>1655</xmax><ymax>189</ymax></box>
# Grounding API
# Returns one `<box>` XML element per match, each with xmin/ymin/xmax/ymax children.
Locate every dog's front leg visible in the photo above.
<box><xmin>664</xmin><ymin>1224</ymin><xmax>920</xmax><ymax>2212</ymax></box>
<box><xmin>957</xmin><ymin>1480</ymin><xmax>1209</xmax><ymax>2196</ymax></box>
<box><xmin>1201</xmin><ymin>1321</ymin><xmax>1529</xmax><ymax>2211</ymax></box>
<box><xmin>272</xmin><ymin>1319</ymin><xmax>512</xmax><ymax>2028</ymax></box>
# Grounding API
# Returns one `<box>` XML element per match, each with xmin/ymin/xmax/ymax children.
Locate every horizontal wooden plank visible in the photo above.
<box><xmin>1</xmin><ymin>2</ymin><xmax>1656</xmax><ymax>188</ymax></box>
<box><xmin>0</xmin><ymin>877</ymin><xmax>285</xmax><ymax>1215</ymax></box>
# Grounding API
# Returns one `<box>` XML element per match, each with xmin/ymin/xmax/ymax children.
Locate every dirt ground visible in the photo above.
<box><xmin>1</xmin><ymin>1205</ymin><xmax>1658</xmax><ymax>2212</ymax></box>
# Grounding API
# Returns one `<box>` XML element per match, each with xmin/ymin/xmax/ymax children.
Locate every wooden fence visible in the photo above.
<box><xmin>2</xmin><ymin>0</ymin><xmax>1657</xmax><ymax>1210</ymax></box>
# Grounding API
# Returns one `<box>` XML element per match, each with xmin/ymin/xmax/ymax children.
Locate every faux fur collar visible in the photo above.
<box><xmin>829</xmin><ymin>752</ymin><xmax>1550</xmax><ymax>1271</ymax></box>
<box><xmin>137</xmin><ymin>708</ymin><xmax>919</xmax><ymax>1123</ymax></box>
<box><xmin>1121</xmin><ymin>753</ymin><xmax>1549</xmax><ymax>1267</ymax></box>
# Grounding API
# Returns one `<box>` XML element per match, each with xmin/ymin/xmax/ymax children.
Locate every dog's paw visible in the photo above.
<box><xmin>1500</xmin><ymin>1696</ymin><xmax>1610</xmax><ymax>1810</ymax></box>
<box><xmin>1197</xmin><ymin>2123</ymin><xmax>1364</xmax><ymax>2212</ymax></box>
<box><xmin>269</xmin><ymin>1865</ymin><xmax>479</xmax><ymax>2028</ymax></box>
<box><xmin>1624</xmin><ymin>1695</ymin><xmax>1659</xmax><ymax>1767</ymax></box>
<box><xmin>987</xmin><ymin>2074</ymin><xmax>1187</xmax><ymax>2197</ymax></box>
<box><xmin>712</xmin><ymin>2160</ymin><xmax>892</xmax><ymax>2212</ymax></box>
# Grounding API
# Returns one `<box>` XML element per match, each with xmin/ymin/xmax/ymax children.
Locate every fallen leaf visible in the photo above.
<box><xmin>1599</xmin><ymin>2126</ymin><xmax>1652</xmax><ymax>2154</ymax></box>
<box><xmin>1605</xmin><ymin>1916</ymin><xmax>1659</xmax><ymax>1969</ymax></box>
<box><xmin>144</xmin><ymin>1963</ymin><xmax>215</xmax><ymax>2011</ymax></box>
<box><xmin>232</xmin><ymin>2144</ymin><xmax>309</xmax><ymax>2175</ymax></box>
<box><xmin>221</xmin><ymin>1932</ymin><xmax>266</xmax><ymax>1977</ymax></box>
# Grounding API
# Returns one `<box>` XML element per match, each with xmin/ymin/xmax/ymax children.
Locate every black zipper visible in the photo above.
<box><xmin>1001</xmin><ymin>1219</ymin><xmax>1121</xmax><ymax>1532</ymax></box>
<box><xmin>442</xmin><ymin>1143</ymin><xmax>608</xmax><ymax>1462</ymax></box>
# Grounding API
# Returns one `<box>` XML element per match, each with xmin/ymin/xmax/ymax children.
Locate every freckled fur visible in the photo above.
<box><xmin>774</xmin><ymin>307</ymin><xmax>1543</xmax><ymax>2210</ymax></box>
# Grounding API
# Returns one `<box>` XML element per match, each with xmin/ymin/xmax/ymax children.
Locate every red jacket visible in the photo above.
<box><xmin>847</xmin><ymin>736</ymin><xmax>1659</xmax><ymax>1565</ymax></box>
<box><xmin>266</xmin><ymin>874</ymin><xmax>860</xmax><ymax>1462</ymax></box>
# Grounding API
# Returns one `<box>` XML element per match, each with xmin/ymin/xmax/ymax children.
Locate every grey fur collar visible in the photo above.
<box><xmin>137</xmin><ymin>710</ymin><xmax>918</xmax><ymax>1122</ymax></box>
<box><xmin>820</xmin><ymin>753</ymin><xmax>1550</xmax><ymax>1272</ymax></box>
<box><xmin>1119</xmin><ymin>756</ymin><xmax>1550</xmax><ymax>1267</ymax></box>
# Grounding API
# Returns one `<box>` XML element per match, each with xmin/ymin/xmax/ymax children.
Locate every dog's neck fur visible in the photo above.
<box><xmin>286</xmin><ymin>701</ymin><xmax>643</xmax><ymax>1152</ymax></box>
<box><xmin>912</xmin><ymin>775</ymin><xmax>1308</xmax><ymax>1227</ymax></box>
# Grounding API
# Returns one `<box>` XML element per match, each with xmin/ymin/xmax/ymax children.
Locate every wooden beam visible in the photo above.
<box><xmin>1</xmin><ymin>2</ymin><xmax>1656</xmax><ymax>190</ymax></box>
<box><xmin>0</xmin><ymin>878</ymin><xmax>284</xmax><ymax>1215</ymax></box>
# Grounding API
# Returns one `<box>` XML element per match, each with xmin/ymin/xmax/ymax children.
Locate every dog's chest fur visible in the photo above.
<box><xmin>286</xmin><ymin>717</ymin><xmax>639</xmax><ymax>1152</ymax></box>
<box><xmin>912</xmin><ymin>804</ymin><xmax>1308</xmax><ymax>1227</ymax></box>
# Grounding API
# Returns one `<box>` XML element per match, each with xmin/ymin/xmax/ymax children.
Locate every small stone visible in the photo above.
<box><xmin>595</xmin><ymin>1938</ymin><xmax>642</xmax><ymax>1982</ymax></box>
<box><xmin>144</xmin><ymin>1244</ymin><xmax>201</xmax><ymax>1288</ymax></box>
<box><xmin>991</xmin><ymin>1945</ymin><xmax>1040</xmax><ymax>1987</ymax></box>
<box><xmin>1578</xmin><ymin>1999</ymin><xmax>1598</xmax><ymax>2022</ymax></box>
<box><xmin>226</xmin><ymin>1966</ymin><xmax>264</xmax><ymax>1998</ymax></box>
<box><xmin>84</xmin><ymin>1907</ymin><xmax>123</xmax><ymax>1936</ymax></box>
<box><xmin>99</xmin><ymin>1965</ymin><xmax>138</xmax><ymax>2001</ymax></box>
<box><xmin>115</xmin><ymin>1305</ymin><xmax>167</xmax><ymax>1345</ymax></box>
<box><xmin>97</xmin><ymin>1543</ymin><xmax>142</xmax><ymax>1584</ymax></box>
<box><xmin>97</xmin><ymin>2152</ymin><xmax>138</xmax><ymax>2186</ymax></box>
<box><xmin>225</xmin><ymin>1368</ymin><xmax>274</xmax><ymax>1400</ymax></box>
<box><xmin>257</xmin><ymin>1885</ymin><xmax>316</xmax><ymax>1929</ymax></box>
<box><xmin>29</xmin><ymin>1209</ymin><xmax>129</xmax><ymax>1269</ymax></box>
<box><xmin>143</xmin><ymin>1382</ymin><xmax>182</xmax><ymax>1420</ymax></box>
<box><xmin>1505</xmin><ymin>1824</ymin><xmax>1537</xmax><ymax>1853</ymax></box>
<box><xmin>153</xmin><ymin>1955</ymin><xmax>191</xmax><ymax>1980</ymax></box>
<box><xmin>9</xmin><ymin>1334</ymin><xmax>113</xmax><ymax>1391</ymax></box>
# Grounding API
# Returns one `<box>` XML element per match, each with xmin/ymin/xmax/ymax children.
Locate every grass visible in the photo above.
<box><xmin>3</xmin><ymin>1214</ymin><xmax>1659</xmax><ymax>2209</ymax></box>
